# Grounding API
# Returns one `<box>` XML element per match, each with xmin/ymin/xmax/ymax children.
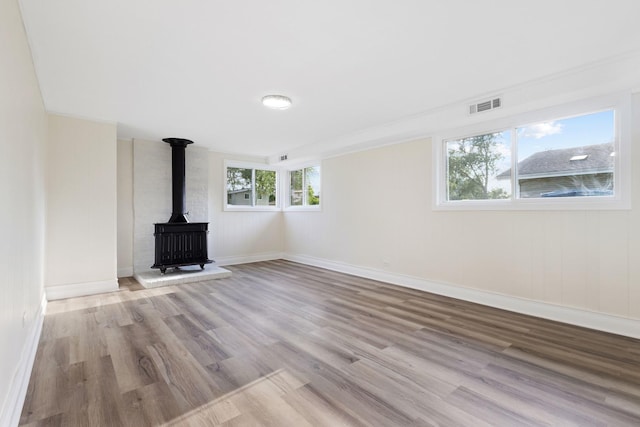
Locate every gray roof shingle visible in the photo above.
<box><xmin>497</xmin><ymin>142</ymin><xmax>614</xmax><ymax>179</ymax></box>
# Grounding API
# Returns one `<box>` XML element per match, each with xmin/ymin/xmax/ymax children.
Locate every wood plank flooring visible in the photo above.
<box><xmin>20</xmin><ymin>260</ymin><xmax>640</xmax><ymax>426</ymax></box>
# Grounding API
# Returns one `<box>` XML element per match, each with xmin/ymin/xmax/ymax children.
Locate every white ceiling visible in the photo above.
<box><xmin>19</xmin><ymin>0</ymin><xmax>640</xmax><ymax>158</ymax></box>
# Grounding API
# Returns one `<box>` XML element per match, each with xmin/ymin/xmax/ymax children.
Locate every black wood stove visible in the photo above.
<box><xmin>151</xmin><ymin>138</ymin><xmax>213</xmax><ymax>274</ymax></box>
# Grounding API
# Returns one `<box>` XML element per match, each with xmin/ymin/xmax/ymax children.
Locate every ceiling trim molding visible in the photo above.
<box><xmin>47</xmin><ymin>110</ymin><xmax>118</xmax><ymax>126</ymax></box>
<box><xmin>16</xmin><ymin>0</ymin><xmax>47</xmax><ymax>112</ymax></box>
<box><xmin>270</xmin><ymin>49</ymin><xmax>640</xmax><ymax>165</ymax></box>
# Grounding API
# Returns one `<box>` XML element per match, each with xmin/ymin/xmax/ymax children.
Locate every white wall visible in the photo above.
<box><xmin>110</xmin><ymin>50</ymin><xmax>640</xmax><ymax>334</ymax></box>
<box><xmin>45</xmin><ymin>114</ymin><xmax>118</xmax><ymax>299</ymax></box>
<box><xmin>284</xmin><ymin>94</ymin><xmax>640</xmax><ymax>323</ymax></box>
<box><xmin>117</xmin><ymin>139</ymin><xmax>134</xmax><ymax>277</ymax></box>
<box><xmin>132</xmin><ymin>139</ymin><xmax>209</xmax><ymax>273</ymax></box>
<box><xmin>208</xmin><ymin>152</ymin><xmax>284</xmax><ymax>264</ymax></box>
<box><xmin>116</xmin><ymin>146</ymin><xmax>284</xmax><ymax>270</ymax></box>
<box><xmin>0</xmin><ymin>0</ymin><xmax>47</xmax><ymax>424</ymax></box>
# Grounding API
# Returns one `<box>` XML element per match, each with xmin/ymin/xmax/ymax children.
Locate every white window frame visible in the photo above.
<box><xmin>284</xmin><ymin>162</ymin><xmax>322</xmax><ymax>211</ymax></box>
<box><xmin>433</xmin><ymin>93</ymin><xmax>631</xmax><ymax>210</ymax></box>
<box><xmin>224</xmin><ymin>160</ymin><xmax>280</xmax><ymax>211</ymax></box>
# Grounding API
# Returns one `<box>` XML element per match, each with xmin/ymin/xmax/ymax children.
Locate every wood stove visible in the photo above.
<box><xmin>151</xmin><ymin>138</ymin><xmax>212</xmax><ymax>274</ymax></box>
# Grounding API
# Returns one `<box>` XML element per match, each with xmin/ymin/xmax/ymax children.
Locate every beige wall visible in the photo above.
<box><xmin>116</xmin><ymin>118</ymin><xmax>640</xmax><ymax>323</ymax></box>
<box><xmin>208</xmin><ymin>152</ymin><xmax>284</xmax><ymax>263</ymax></box>
<box><xmin>285</xmin><ymin>93</ymin><xmax>640</xmax><ymax>321</ymax></box>
<box><xmin>0</xmin><ymin>0</ymin><xmax>47</xmax><ymax>423</ymax></box>
<box><xmin>46</xmin><ymin>115</ymin><xmax>118</xmax><ymax>292</ymax></box>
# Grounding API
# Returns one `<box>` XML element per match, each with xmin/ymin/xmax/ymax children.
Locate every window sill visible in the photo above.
<box><xmin>284</xmin><ymin>206</ymin><xmax>322</xmax><ymax>212</ymax></box>
<box><xmin>434</xmin><ymin>196</ymin><xmax>630</xmax><ymax>211</ymax></box>
<box><xmin>223</xmin><ymin>206</ymin><xmax>281</xmax><ymax>212</ymax></box>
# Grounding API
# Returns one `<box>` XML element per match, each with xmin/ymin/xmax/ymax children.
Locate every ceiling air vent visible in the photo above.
<box><xmin>469</xmin><ymin>97</ymin><xmax>502</xmax><ymax>115</ymax></box>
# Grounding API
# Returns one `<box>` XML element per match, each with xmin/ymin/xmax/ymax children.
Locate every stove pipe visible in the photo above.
<box><xmin>162</xmin><ymin>137</ymin><xmax>193</xmax><ymax>223</ymax></box>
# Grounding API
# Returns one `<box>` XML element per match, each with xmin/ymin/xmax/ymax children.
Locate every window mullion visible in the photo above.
<box><xmin>251</xmin><ymin>168</ymin><xmax>256</xmax><ymax>207</ymax></box>
<box><xmin>287</xmin><ymin>171</ymin><xmax>291</xmax><ymax>207</ymax></box>
<box><xmin>511</xmin><ymin>128</ymin><xmax>517</xmax><ymax>200</ymax></box>
<box><xmin>302</xmin><ymin>168</ymin><xmax>307</xmax><ymax>206</ymax></box>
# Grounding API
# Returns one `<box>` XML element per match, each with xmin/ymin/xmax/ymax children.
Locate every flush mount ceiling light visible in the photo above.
<box><xmin>262</xmin><ymin>94</ymin><xmax>292</xmax><ymax>110</ymax></box>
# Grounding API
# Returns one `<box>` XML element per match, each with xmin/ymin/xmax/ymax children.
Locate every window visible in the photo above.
<box><xmin>225</xmin><ymin>163</ymin><xmax>278</xmax><ymax>209</ymax></box>
<box><xmin>445</xmin><ymin>111</ymin><xmax>615</xmax><ymax>202</ymax></box>
<box><xmin>288</xmin><ymin>165</ymin><xmax>320</xmax><ymax>208</ymax></box>
<box><xmin>436</xmin><ymin>95</ymin><xmax>630</xmax><ymax>210</ymax></box>
<box><xmin>514</xmin><ymin>111</ymin><xmax>614</xmax><ymax>199</ymax></box>
<box><xmin>446</xmin><ymin>130</ymin><xmax>512</xmax><ymax>201</ymax></box>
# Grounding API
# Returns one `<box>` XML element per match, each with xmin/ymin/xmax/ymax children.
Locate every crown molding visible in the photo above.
<box><xmin>270</xmin><ymin>50</ymin><xmax>640</xmax><ymax>165</ymax></box>
<box><xmin>47</xmin><ymin>111</ymin><xmax>118</xmax><ymax>126</ymax></box>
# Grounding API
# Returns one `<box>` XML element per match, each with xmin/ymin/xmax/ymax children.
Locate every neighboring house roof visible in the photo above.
<box><xmin>497</xmin><ymin>142</ymin><xmax>614</xmax><ymax>179</ymax></box>
<box><xmin>227</xmin><ymin>188</ymin><xmax>251</xmax><ymax>194</ymax></box>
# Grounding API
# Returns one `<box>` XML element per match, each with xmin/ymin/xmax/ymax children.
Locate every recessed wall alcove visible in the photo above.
<box><xmin>132</xmin><ymin>138</ymin><xmax>210</xmax><ymax>276</ymax></box>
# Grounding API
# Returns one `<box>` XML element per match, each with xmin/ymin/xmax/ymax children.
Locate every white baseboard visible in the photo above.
<box><xmin>215</xmin><ymin>252</ymin><xmax>284</xmax><ymax>267</ymax></box>
<box><xmin>45</xmin><ymin>279</ymin><xmax>119</xmax><ymax>301</ymax></box>
<box><xmin>284</xmin><ymin>253</ymin><xmax>640</xmax><ymax>340</ymax></box>
<box><xmin>0</xmin><ymin>294</ymin><xmax>46</xmax><ymax>427</ymax></box>
<box><xmin>117</xmin><ymin>267</ymin><xmax>134</xmax><ymax>278</ymax></box>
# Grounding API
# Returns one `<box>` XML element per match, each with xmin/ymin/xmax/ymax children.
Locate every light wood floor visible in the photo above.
<box><xmin>20</xmin><ymin>260</ymin><xmax>640</xmax><ymax>426</ymax></box>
